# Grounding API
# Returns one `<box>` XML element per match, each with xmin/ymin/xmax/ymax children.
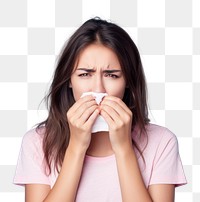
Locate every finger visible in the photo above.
<box><xmin>85</xmin><ymin>108</ymin><xmax>100</xmax><ymax>126</ymax></box>
<box><xmin>101</xmin><ymin>99</ymin><xmax>126</xmax><ymax>118</ymax></box>
<box><xmin>101</xmin><ymin>103</ymin><xmax>131</xmax><ymax>126</ymax></box>
<box><xmin>72</xmin><ymin>95</ymin><xmax>96</xmax><ymax>112</ymax></box>
<box><xmin>102</xmin><ymin>96</ymin><xmax>131</xmax><ymax>115</ymax></box>
<box><xmin>100</xmin><ymin>107</ymin><xmax>115</xmax><ymax>126</ymax></box>
<box><xmin>67</xmin><ymin>95</ymin><xmax>96</xmax><ymax>117</ymax></box>
<box><xmin>79</xmin><ymin>105</ymin><xmax>99</xmax><ymax>124</ymax></box>
<box><xmin>100</xmin><ymin>104</ymin><xmax>120</xmax><ymax>123</ymax></box>
<box><xmin>73</xmin><ymin>99</ymin><xmax>98</xmax><ymax>120</ymax></box>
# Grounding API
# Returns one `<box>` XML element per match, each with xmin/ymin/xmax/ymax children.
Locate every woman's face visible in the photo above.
<box><xmin>70</xmin><ymin>43</ymin><xmax>126</xmax><ymax>101</ymax></box>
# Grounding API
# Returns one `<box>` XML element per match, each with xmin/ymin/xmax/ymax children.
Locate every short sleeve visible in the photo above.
<box><xmin>149</xmin><ymin>129</ymin><xmax>187</xmax><ymax>187</ymax></box>
<box><xmin>13</xmin><ymin>129</ymin><xmax>50</xmax><ymax>186</ymax></box>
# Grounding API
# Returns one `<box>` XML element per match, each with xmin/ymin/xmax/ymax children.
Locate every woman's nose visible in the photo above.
<box><xmin>92</xmin><ymin>75</ymin><xmax>106</xmax><ymax>93</ymax></box>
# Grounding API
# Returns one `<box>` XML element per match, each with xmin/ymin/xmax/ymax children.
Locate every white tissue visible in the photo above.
<box><xmin>81</xmin><ymin>92</ymin><xmax>109</xmax><ymax>133</ymax></box>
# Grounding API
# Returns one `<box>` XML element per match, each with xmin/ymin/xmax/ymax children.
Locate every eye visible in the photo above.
<box><xmin>105</xmin><ymin>73</ymin><xmax>119</xmax><ymax>78</ymax></box>
<box><xmin>78</xmin><ymin>73</ymin><xmax>90</xmax><ymax>77</ymax></box>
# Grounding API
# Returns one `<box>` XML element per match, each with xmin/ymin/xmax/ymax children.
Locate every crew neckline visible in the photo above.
<box><xmin>85</xmin><ymin>154</ymin><xmax>115</xmax><ymax>162</ymax></box>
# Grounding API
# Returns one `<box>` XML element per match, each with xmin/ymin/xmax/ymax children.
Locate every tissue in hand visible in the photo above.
<box><xmin>81</xmin><ymin>92</ymin><xmax>109</xmax><ymax>133</ymax></box>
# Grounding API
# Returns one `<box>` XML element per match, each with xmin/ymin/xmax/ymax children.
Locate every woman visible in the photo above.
<box><xmin>14</xmin><ymin>17</ymin><xmax>187</xmax><ymax>202</ymax></box>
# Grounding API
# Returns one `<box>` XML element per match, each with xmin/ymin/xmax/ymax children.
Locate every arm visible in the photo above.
<box><xmin>115</xmin><ymin>146</ymin><xmax>153</xmax><ymax>202</ymax></box>
<box><xmin>25</xmin><ymin>184</ymin><xmax>50</xmax><ymax>202</ymax></box>
<box><xmin>148</xmin><ymin>184</ymin><xmax>175</xmax><ymax>202</ymax></box>
<box><xmin>115</xmin><ymin>146</ymin><xmax>175</xmax><ymax>202</ymax></box>
<box><xmin>25</xmin><ymin>147</ymin><xmax>86</xmax><ymax>202</ymax></box>
<box><xmin>25</xmin><ymin>95</ymin><xmax>99</xmax><ymax>202</ymax></box>
<box><xmin>100</xmin><ymin>96</ymin><xmax>175</xmax><ymax>202</ymax></box>
<box><xmin>42</xmin><ymin>145</ymin><xmax>86</xmax><ymax>202</ymax></box>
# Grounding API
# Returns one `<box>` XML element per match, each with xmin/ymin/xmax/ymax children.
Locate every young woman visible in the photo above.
<box><xmin>14</xmin><ymin>18</ymin><xmax>187</xmax><ymax>202</ymax></box>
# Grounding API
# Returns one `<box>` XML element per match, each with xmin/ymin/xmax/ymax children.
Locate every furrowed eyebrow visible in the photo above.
<box><xmin>76</xmin><ymin>68</ymin><xmax>121</xmax><ymax>73</ymax></box>
<box><xmin>103</xmin><ymin>70</ymin><xmax>121</xmax><ymax>73</ymax></box>
<box><xmin>76</xmin><ymin>68</ymin><xmax>95</xmax><ymax>72</ymax></box>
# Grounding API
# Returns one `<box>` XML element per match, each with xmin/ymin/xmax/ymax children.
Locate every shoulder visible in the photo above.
<box><xmin>133</xmin><ymin>123</ymin><xmax>178</xmax><ymax>153</ymax></box>
<box><xmin>23</xmin><ymin>126</ymin><xmax>45</xmax><ymax>141</ymax></box>
<box><xmin>146</xmin><ymin>123</ymin><xmax>177</xmax><ymax>142</ymax></box>
<box><xmin>14</xmin><ymin>126</ymin><xmax>51</xmax><ymax>186</ymax></box>
<box><xmin>21</xmin><ymin>126</ymin><xmax>46</xmax><ymax>152</ymax></box>
<box><xmin>144</xmin><ymin>123</ymin><xmax>179</xmax><ymax>156</ymax></box>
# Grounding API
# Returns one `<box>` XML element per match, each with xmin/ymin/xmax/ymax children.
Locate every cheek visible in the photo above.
<box><xmin>70</xmin><ymin>79</ymin><xmax>91</xmax><ymax>101</ymax></box>
<box><xmin>71</xmin><ymin>86</ymin><xmax>86</xmax><ymax>101</ymax></box>
<box><xmin>105</xmin><ymin>82</ymin><xmax>126</xmax><ymax>99</ymax></box>
<box><xmin>111</xmin><ymin>88</ymin><xmax>125</xmax><ymax>99</ymax></box>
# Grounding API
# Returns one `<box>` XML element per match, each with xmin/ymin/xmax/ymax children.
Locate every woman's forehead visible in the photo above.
<box><xmin>75</xmin><ymin>44</ymin><xmax>121</xmax><ymax>68</ymax></box>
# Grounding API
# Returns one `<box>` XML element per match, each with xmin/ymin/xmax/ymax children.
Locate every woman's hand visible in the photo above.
<box><xmin>67</xmin><ymin>95</ymin><xmax>99</xmax><ymax>153</ymax></box>
<box><xmin>100</xmin><ymin>96</ymin><xmax>133</xmax><ymax>154</ymax></box>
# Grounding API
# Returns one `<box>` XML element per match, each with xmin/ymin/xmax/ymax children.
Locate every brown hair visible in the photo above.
<box><xmin>37</xmin><ymin>17</ymin><xmax>150</xmax><ymax>174</ymax></box>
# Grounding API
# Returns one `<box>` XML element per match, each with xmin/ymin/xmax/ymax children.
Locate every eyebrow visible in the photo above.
<box><xmin>76</xmin><ymin>68</ymin><xmax>122</xmax><ymax>73</ymax></box>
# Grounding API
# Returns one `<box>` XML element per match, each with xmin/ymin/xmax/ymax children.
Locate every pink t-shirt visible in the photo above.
<box><xmin>14</xmin><ymin>123</ymin><xmax>187</xmax><ymax>201</ymax></box>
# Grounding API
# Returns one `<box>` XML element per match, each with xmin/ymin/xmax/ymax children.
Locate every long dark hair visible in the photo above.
<box><xmin>37</xmin><ymin>17</ymin><xmax>150</xmax><ymax>174</ymax></box>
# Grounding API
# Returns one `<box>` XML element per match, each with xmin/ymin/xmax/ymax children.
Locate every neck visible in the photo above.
<box><xmin>86</xmin><ymin>132</ymin><xmax>114</xmax><ymax>157</ymax></box>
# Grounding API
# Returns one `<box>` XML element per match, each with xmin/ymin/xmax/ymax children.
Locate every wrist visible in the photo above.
<box><xmin>67</xmin><ymin>140</ymin><xmax>87</xmax><ymax>157</ymax></box>
<box><xmin>114</xmin><ymin>143</ymin><xmax>134</xmax><ymax>158</ymax></box>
